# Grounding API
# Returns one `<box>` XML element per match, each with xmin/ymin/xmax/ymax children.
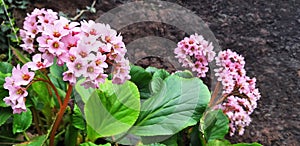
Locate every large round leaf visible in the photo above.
<box><xmin>85</xmin><ymin>80</ymin><xmax>140</xmax><ymax>140</ymax></box>
<box><xmin>130</xmin><ymin>75</ymin><xmax>210</xmax><ymax>136</ymax></box>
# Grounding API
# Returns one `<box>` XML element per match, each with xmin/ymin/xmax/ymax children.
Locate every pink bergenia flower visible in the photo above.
<box><xmin>214</xmin><ymin>49</ymin><xmax>261</xmax><ymax>136</ymax></box>
<box><xmin>26</xmin><ymin>54</ymin><xmax>53</xmax><ymax>70</ymax></box>
<box><xmin>112</xmin><ymin>59</ymin><xmax>131</xmax><ymax>84</ymax></box>
<box><xmin>174</xmin><ymin>33</ymin><xmax>216</xmax><ymax>78</ymax></box>
<box><xmin>12</xmin><ymin>64</ymin><xmax>35</xmax><ymax>86</ymax></box>
<box><xmin>66</xmin><ymin>58</ymin><xmax>88</xmax><ymax>77</ymax></box>
<box><xmin>3</xmin><ymin>86</ymin><xmax>29</xmax><ymax>114</ymax></box>
<box><xmin>3</xmin><ymin>63</ymin><xmax>35</xmax><ymax>114</ymax></box>
<box><xmin>20</xmin><ymin>8</ymin><xmax>59</xmax><ymax>54</ymax></box>
<box><xmin>61</xmin><ymin>33</ymin><xmax>79</xmax><ymax>51</ymax></box>
<box><xmin>47</xmin><ymin>39</ymin><xmax>65</xmax><ymax>56</ymax></box>
<box><xmin>3</xmin><ymin>77</ymin><xmax>15</xmax><ymax>90</ymax></box>
<box><xmin>44</xmin><ymin>22</ymin><xmax>69</xmax><ymax>39</ymax></box>
<box><xmin>95</xmin><ymin>52</ymin><xmax>108</xmax><ymax>68</ymax></box>
<box><xmin>63</xmin><ymin>20</ymin><xmax>130</xmax><ymax>87</ymax></box>
<box><xmin>62</xmin><ymin>71</ymin><xmax>77</xmax><ymax>85</ymax></box>
<box><xmin>83</xmin><ymin>62</ymin><xmax>103</xmax><ymax>80</ymax></box>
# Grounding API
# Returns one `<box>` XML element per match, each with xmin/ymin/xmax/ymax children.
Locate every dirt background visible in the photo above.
<box><xmin>12</xmin><ymin>0</ymin><xmax>300</xmax><ymax>145</ymax></box>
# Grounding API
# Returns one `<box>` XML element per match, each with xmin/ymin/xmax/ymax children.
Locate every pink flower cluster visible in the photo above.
<box><xmin>214</xmin><ymin>49</ymin><xmax>261</xmax><ymax>136</ymax></box>
<box><xmin>174</xmin><ymin>33</ymin><xmax>216</xmax><ymax>77</ymax></box>
<box><xmin>19</xmin><ymin>8</ymin><xmax>130</xmax><ymax>87</ymax></box>
<box><xmin>4</xmin><ymin>8</ymin><xmax>131</xmax><ymax>114</ymax></box>
<box><xmin>3</xmin><ymin>65</ymin><xmax>35</xmax><ymax>114</ymax></box>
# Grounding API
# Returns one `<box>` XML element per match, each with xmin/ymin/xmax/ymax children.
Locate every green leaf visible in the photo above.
<box><xmin>206</xmin><ymin>139</ymin><xmax>231</xmax><ymax>146</ymax></box>
<box><xmin>0</xmin><ymin>62</ymin><xmax>13</xmax><ymax>73</ymax></box>
<box><xmin>65</xmin><ymin>125</ymin><xmax>78</xmax><ymax>146</ymax></box>
<box><xmin>14</xmin><ymin>135</ymin><xmax>47</xmax><ymax>146</ymax></box>
<box><xmin>85</xmin><ymin>80</ymin><xmax>140</xmax><ymax>140</ymax></box>
<box><xmin>233</xmin><ymin>143</ymin><xmax>262</xmax><ymax>146</ymax></box>
<box><xmin>173</xmin><ymin>70</ymin><xmax>194</xmax><ymax>78</ymax></box>
<box><xmin>149</xmin><ymin>77</ymin><xmax>164</xmax><ymax>95</ymax></box>
<box><xmin>152</xmin><ymin>69</ymin><xmax>170</xmax><ymax>80</ymax></box>
<box><xmin>13</xmin><ymin>109</ymin><xmax>32</xmax><ymax>134</ymax></box>
<box><xmin>0</xmin><ymin>108</ymin><xmax>12</xmax><ymax>126</ymax></box>
<box><xmin>75</xmin><ymin>79</ymin><xmax>96</xmax><ymax>103</ymax></box>
<box><xmin>161</xmin><ymin>134</ymin><xmax>178</xmax><ymax>146</ymax></box>
<box><xmin>0</xmin><ymin>72</ymin><xmax>10</xmax><ymax>107</ymax></box>
<box><xmin>72</xmin><ymin>104</ymin><xmax>85</xmax><ymax>130</ymax></box>
<box><xmin>49</xmin><ymin>62</ymin><xmax>66</xmax><ymax>91</ymax></box>
<box><xmin>11</xmin><ymin>46</ymin><xmax>31</xmax><ymax>64</ymax></box>
<box><xmin>32</xmin><ymin>78</ymin><xmax>51</xmax><ymax>102</ymax></box>
<box><xmin>129</xmin><ymin>65</ymin><xmax>152</xmax><ymax>99</ymax></box>
<box><xmin>200</xmin><ymin>110</ymin><xmax>229</xmax><ymax>142</ymax></box>
<box><xmin>130</xmin><ymin>75</ymin><xmax>210</xmax><ymax>136</ymax></box>
<box><xmin>80</xmin><ymin>142</ymin><xmax>111</xmax><ymax>146</ymax></box>
<box><xmin>206</xmin><ymin>140</ymin><xmax>262</xmax><ymax>146</ymax></box>
<box><xmin>145</xmin><ymin>66</ymin><xmax>159</xmax><ymax>74</ymax></box>
<box><xmin>140</xmin><ymin>143</ymin><xmax>166</xmax><ymax>146</ymax></box>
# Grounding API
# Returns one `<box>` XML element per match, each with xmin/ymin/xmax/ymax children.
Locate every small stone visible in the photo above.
<box><xmin>260</xmin><ymin>28</ymin><xmax>270</xmax><ymax>36</ymax></box>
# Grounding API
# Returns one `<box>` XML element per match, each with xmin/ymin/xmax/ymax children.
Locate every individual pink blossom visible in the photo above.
<box><xmin>95</xmin><ymin>52</ymin><xmax>108</xmax><ymax>68</ymax></box>
<box><xmin>41</xmin><ymin>50</ymin><xmax>55</xmax><ymax>63</ymax></box>
<box><xmin>83</xmin><ymin>62</ymin><xmax>103</xmax><ymax>80</ymax></box>
<box><xmin>26</xmin><ymin>54</ymin><xmax>53</xmax><ymax>70</ymax></box>
<box><xmin>47</xmin><ymin>39</ymin><xmax>65</xmax><ymax>56</ymax></box>
<box><xmin>3</xmin><ymin>77</ymin><xmax>15</xmax><ymax>90</ymax></box>
<box><xmin>66</xmin><ymin>58</ymin><xmax>88</xmax><ymax>77</ymax></box>
<box><xmin>62</xmin><ymin>71</ymin><xmax>77</xmax><ymax>85</ymax></box>
<box><xmin>61</xmin><ymin>33</ymin><xmax>79</xmax><ymax>51</ymax></box>
<box><xmin>37</xmin><ymin>35</ymin><xmax>52</xmax><ymax>49</ymax></box>
<box><xmin>12</xmin><ymin>64</ymin><xmax>35</xmax><ymax>86</ymax></box>
<box><xmin>3</xmin><ymin>86</ymin><xmax>29</xmax><ymax>114</ymax></box>
<box><xmin>44</xmin><ymin>22</ymin><xmax>69</xmax><ymax>39</ymax></box>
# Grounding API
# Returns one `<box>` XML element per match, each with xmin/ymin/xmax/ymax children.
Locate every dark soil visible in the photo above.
<box><xmin>11</xmin><ymin>0</ymin><xmax>300</xmax><ymax>145</ymax></box>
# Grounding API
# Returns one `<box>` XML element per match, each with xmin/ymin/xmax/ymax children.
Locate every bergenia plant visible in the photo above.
<box><xmin>0</xmin><ymin>8</ymin><xmax>262</xmax><ymax>146</ymax></box>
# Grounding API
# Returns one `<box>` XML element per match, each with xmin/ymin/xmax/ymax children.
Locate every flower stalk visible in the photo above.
<box><xmin>49</xmin><ymin>84</ymin><xmax>73</xmax><ymax>146</ymax></box>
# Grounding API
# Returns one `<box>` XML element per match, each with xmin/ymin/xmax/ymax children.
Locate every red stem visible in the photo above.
<box><xmin>209</xmin><ymin>81</ymin><xmax>221</xmax><ymax>107</ymax></box>
<box><xmin>49</xmin><ymin>84</ymin><xmax>73</xmax><ymax>146</ymax></box>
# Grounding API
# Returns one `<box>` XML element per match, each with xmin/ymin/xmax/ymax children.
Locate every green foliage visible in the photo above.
<box><xmin>0</xmin><ymin>61</ymin><xmax>13</xmax><ymax>73</ymax></box>
<box><xmin>200</xmin><ymin>110</ymin><xmax>229</xmax><ymax>142</ymax></box>
<box><xmin>80</xmin><ymin>142</ymin><xmax>111</xmax><ymax>146</ymax></box>
<box><xmin>72</xmin><ymin>104</ymin><xmax>85</xmax><ymax>130</ymax></box>
<box><xmin>0</xmin><ymin>63</ymin><xmax>12</xmax><ymax>107</ymax></box>
<box><xmin>65</xmin><ymin>125</ymin><xmax>79</xmax><ymax>146</ymax></box>
<box><xmin>0</xmin><ymin>108</ymin><xmax>12</xmax><ymax>126</ymax></box>
<box><xmin>84</xmin><ymin>80</ymin><xmax>140</xmax><ymax>140</ymax></box>
<box><xmin>49</xmin><ymin>61</ymin><xmax>67</xmax><ymax>91</ymax></box>
<box><xmin>14</xmin><ymin>135</ymin><xmax>47</xmax><ymax>146</ymax></box>
<box><xmin>206</xmin><ymin>139</ymin><xmax>231</xmax><ymax>146</ymax></box>
<box><xmin>0</xmin><ymin>0</ymin><xmax>28</xmax><ymax>61</ymax></box>
<box><xmin>232</xmin><ymin>143</ymin><xmax>262</xmax><ymax>146</ymax></box>
<box><xmin>130</xmin><ymin>75</ymin><xmax>210</xmax><ymax>136</ymax></box>
<box><xmin>173</xmin><ymin>70</ymin><xmax>194</xmax><ymax>78</ymax></box>
<box><xmin>11</xmin><ymin>46</ymin><xmax>31</xmax><ymax>64</ymax></box>
<box><xmin>12</xmin><ymin>109</ymin><xmax>32</xmax><ymax>134</ymax></box>
<box><xmin>129</xmin><ymin>65</ymin><xmax>152</xmax><ymax>99</ymax></box>
<box><xmin>206</xmin><ymin>139</ymin><xmax>262</xmax><ymax>146</ymax></box>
